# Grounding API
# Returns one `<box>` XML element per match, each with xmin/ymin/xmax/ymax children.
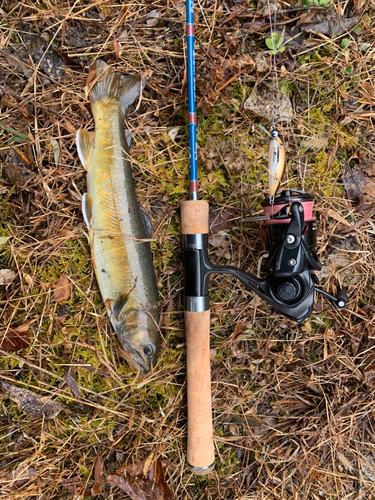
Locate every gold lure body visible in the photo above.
<box><xmin>76</xmin><ymin>61</ymin><xmax>160</xmax><ymax>372</ymax></box>
<box><xmin>268</xmin><ymin>132</ymin><xmax>286</xmax><ymax>198</ymax></box>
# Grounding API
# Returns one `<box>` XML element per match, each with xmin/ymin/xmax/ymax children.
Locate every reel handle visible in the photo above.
<box><xmin>181</xmin><ymin>200</ymin><xmax>215</xmax><ymax>475</ymax></box>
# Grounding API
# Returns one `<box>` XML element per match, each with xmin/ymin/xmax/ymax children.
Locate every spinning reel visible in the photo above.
<box><xmin>183</xmin><ymin>190</ymin><xmax>348</xmax><ymax>324</ymax></box>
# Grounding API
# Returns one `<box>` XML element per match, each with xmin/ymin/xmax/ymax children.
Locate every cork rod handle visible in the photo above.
<box><xmin>181</xmin><ymin>200</ymin><xmax>215</xmax><ymax>475</ymax></box>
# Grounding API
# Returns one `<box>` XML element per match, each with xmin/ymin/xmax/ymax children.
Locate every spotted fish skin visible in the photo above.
<box><xmin>76</xmin><ymin>60</ymin><xmax>160</xmax><ymax>372</ymax></box>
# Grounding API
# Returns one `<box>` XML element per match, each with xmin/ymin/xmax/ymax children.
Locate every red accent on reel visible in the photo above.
<box><xmin>263</xmin><ymin>200</ymin><xmax>313</xmax><ymax>224</ymax></box>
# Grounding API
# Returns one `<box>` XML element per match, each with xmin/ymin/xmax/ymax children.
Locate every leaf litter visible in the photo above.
<box><xmin>0</xmin><ymin>1</ymin><xmax>374</xmax><ymax>499</ymax></box>
<box><xmin>1</xmin><ymin>381</ymin><xmax>64</xmax><ymax>419</ymax></box>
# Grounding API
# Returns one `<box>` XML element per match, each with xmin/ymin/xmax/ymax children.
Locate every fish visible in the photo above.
<box><xmin>76</xmin><ymin>60</ymin><xmax>160</xmax><ymax>372</ymax></box>
<box><xmin>268</xmin><ymin>131</ymin><xmax>286</xmax><ymax>198</ymax></box>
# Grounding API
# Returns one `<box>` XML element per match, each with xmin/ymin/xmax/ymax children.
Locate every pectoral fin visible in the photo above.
<box><xmin>113</xmin><ymin>292</ymin><xmax>130</xmax><ymax>321</ymax></box>
<box><xmin>82</xmin><ymin>193</ymin><xmax>93</xmax><ymax>228</ymax></box>
<box><xmin>124</xmin><ymin>129</ymin><xmax>132</xmax><ymax>150</ymax></box>
<box><xmin>76</xmin><ymin>129</ymin><xmax>95</xmax><ymax>171</ymax></box>
<box><xmin>140</xmin><ymin>208</ymin><xmax>153</xmax><ymax>239</ymax></box>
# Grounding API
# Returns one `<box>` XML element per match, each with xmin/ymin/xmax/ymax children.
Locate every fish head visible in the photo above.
<box><xmin>114</xmin><ymin>308</ymin><xmax>159</xmax><ymax>373</ymax></box>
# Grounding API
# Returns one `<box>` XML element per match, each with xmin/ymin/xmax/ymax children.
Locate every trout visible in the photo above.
<box><xmin>76</xmin><ymin>60</ymin><xmax>160</xmax><ymax>372</ymax></box>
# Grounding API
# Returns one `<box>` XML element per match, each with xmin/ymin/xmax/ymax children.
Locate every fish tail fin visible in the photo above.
<box><xmin>87</xmin><ymin>60</ymin><xmax>146</xmax><ymax>115</ymax></box>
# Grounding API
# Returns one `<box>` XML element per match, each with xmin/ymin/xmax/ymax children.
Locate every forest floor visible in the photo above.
<box><xmin>0</xmin><ymin>0</ymin><xmax>375</xmax><ymax>499</ymax></box>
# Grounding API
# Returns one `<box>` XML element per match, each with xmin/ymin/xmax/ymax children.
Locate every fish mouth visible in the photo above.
<box><xmin>118</xmin><ymin>338</ymin><xmax>152</xmax><ymax>373</ymax></box>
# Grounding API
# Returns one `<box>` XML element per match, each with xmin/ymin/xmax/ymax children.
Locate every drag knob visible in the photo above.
<box><xmin>278</xmin><ymin>281</ymin><xmax>298</xmax><ymax>300</ymax></box>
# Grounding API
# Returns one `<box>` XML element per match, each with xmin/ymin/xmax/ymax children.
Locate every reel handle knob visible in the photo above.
<box><xmin>336</xmin><ymin>288</ymin><xmax>348</xmax><ymax>308</ymax></box>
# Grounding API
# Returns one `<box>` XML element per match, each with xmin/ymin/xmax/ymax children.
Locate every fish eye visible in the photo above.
<box><xmin>143</xmin><ymin>344</ymin><xmax>154</xmax><ymax>358</ymax></box>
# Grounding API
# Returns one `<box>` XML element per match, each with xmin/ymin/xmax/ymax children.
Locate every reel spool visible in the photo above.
<box><xmin>263</xmin><ymin>190</ymin><xmax>316</xmax><ymax>255</ymax></box>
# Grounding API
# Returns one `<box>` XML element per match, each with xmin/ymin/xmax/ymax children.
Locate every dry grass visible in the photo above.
<box><xmin>0</xmin><ymin>0</ymin><xmax>375</xmax><ymax>498</ymax></box>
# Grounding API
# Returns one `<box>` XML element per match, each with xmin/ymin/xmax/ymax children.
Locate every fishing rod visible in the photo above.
<box><xmin>180</xmin><ymin>0</ymin><xmax>348</xmax><ymax>476</ymax></box>
<box><xmin>180</xmin><ymin>0</ymin><xmax>215</xmax><ymax>476</ymax></box>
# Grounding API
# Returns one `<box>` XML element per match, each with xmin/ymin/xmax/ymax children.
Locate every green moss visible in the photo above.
<box><xmin>305</xmin><ymin>151</ymin><xmax>341</xmax><ymax>197</ymax></box>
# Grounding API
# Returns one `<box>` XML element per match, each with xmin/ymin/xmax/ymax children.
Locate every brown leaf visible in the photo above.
<box><xmin>63</xmin><ymin>370</ymin><xmax>81</xmax><ymax>398</ymax></box>
<box><xmin>209</xmin><ymin>209</ymin><xmax>235</xmax><ymax>234</ymax></box>
<box><xmin>0</xmin><ymin>329</ymin><xmax>30</xmax><ymax>352</ymax></box>
<box><xmin>92</xmin><ymin>454</ymin><xmax>104</xmax><ymax>494</ymax></box>
<box><xmin>61</xmin><ymin>479</ymin><xmax>93</xmax><ymax>498</ymax></box>
<box><xmin>342</xmin><ymin>168</ymin><xmax>365</xmax><ymax>201</ymax></box>
<box><xmin>107</xmin><ymin>457</ymin><xmax>174</xmax><ymax>500</ymax></box>
<box><xmin>1</xmin><ymin>49</ymin><xmax>33</xmax><ymax>76</ymax></box>
<box><xmin>1</xmin><ymin>381</ymin><xmax>64</xmax><ymax>419</ymax></box>
<box><xmin>4</xmin><ymin>162</ymin><xmax>35</xmax><ymax>188</ymax></box>
<box><xmin>244</xmin><ymin>83</ymin><xmax>293</xmax><ymax>122</ymax></box>
<box><xmin>148</xmin><ymin>459</ymin><xmax>174</xmax><ymax>500</ymax></box>
<box><xmin>53</xmin><ymin>274</ymin><xmax>72</xmax><ymax>304</ymax></box>
<box><xmin>243</xmin><ymin>20</ymin><xmax>265</xmax><ymax>32</ymax></box>
<box><xmin>0</xmin><ymin>319</ymin><xmax>35</xmax><ymax>352</ymax></box>
<box><xmin>208</xmin><ymin>232</ymin><xmax>230</xmax><ymax>249</ymax></box>
<box><xmin>360</xmin><ymin>81</ymin><xmax>374</xmax><ymax>99</ymax></box>
<box><xmin>298</xmin><ymin>9</ymin><xmax>359</xmax><ymax>36</ymax></box>
<box><xmin>9</xmin><ymin>465</ymin><xmax>36</xmax><ymax>490</ymax></box>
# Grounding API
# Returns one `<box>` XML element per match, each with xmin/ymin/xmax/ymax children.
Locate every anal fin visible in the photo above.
<box><xmin>82</xmin><ymin>193</ymin><xmax>94</xmax><ymax>228</ymax></box>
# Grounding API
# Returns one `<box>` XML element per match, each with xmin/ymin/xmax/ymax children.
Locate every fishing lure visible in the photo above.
<box><xmin>268</xmin><ymin>130</ymin><xmax>286</xmax><ymax>198</ymax></box>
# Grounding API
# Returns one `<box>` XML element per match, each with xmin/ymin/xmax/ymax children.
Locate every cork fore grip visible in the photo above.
<box><xmin>180</xmin><ymin>200</ymin><xmax>209</xmax><ymax>235</ymax></box>
<box><xmin>185</xmin><ymin>310</ymin><xmax>215</xmax><ymax>473</ymax></box>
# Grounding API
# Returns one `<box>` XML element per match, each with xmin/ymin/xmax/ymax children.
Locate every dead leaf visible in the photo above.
<box><xmin>0</xmin><ymin>269</ymin><xmax>17</xmax><ymax>286</ymax></box>
<box><xmin>244</xmin><ymin>83</ymin><xmax>293</xmax><ymax>122</ymax></box>
<box><xmin>363</xmin><ymin>452</ymin><xmax>375</xmax><ymax>481</ymax></box>
<box><xmin>209</xmin><ymin>208</ymin><xmax>235</xmax><ymax>234</ymax></box>
<box><xmin>208</xmin><ymin>231</ymin><xmax>230</xmax><ymax>249</ymax></box>
<box><xmin>61</xmin><ymin>479</ymin><xmax>93</xmax><ymax>498</ymax></box>
<box><xmin>0</xmin><ymin>318</ymin><xmax>36</xmax><ymax>352</ymax></box>
<box><xmin>4</xmin><ymin>150</ymin><xmax>36</xmax><ymax>188</ymax></box>
<box><xmin>9</xmin><ymin>465</ymin><xmax>36</xmax><ymax>489</ymax></box>
<box><xmin>243</xmin><ymin>20</ymin><xmax>265</xmax><ymax>32</ymax></box>
<box><xmin>254</xmin><ymin>51</ymin><xmax>270</xmax><ymax>73</ymax></box>
<box><xmin>168</xmin><ymin>127</ymin><xmax>180</xmax><ymax>141</ymax></box>
<box><xmin>1</xmin><ymin>381</ymin><xmax>64</xmax><ymax>419</ymax></box>
<box><xmin>63</xmin><ymin>370</ymin><xmax>81</xmax><ymax>398</ymax></box>
<box><xmin>297</xmin><ymin>9</ymin><xmax>359</xmax><ymax>37</ymax></box>
<box><xmin>92</xmin><ymin>454</ymin><xmax>104</xmax><ymax>494</ymax></box>
<box><xmin>0</xmin><ymin>329</ymin><xmax>30</xmax><ymax>352</ymax></box>
<box><xmin>146</xmin><ymin>9</ymin><xmax>161</xmax><ymax>26</ymax></box>
<box><xmin>1</xmin><ymin>49</ymin><xmax>33</xmax><ymax>76</ymax></box>
<box><xmin>325</xmin><ymin>209</ymin><xmax>350</xmax><ymax>227</ymax></box>
<box><xmin>53</xmin><ymin>274</ymin><xmax>72</xmax><ymax>304</ymax></box>
<box><xmin>107</xmin><ymin>457</ymin><xmax>175</xmax><ymax>500</ymax></box>
<box><xmin>21</xmin><ymin>27</ymin><xmax>66</xmax><ymax>81</ymax></box>
<box><xmin>342</xmin><ymin>167</ymin><xmax>375</xmax><ymax>200</ymax></box>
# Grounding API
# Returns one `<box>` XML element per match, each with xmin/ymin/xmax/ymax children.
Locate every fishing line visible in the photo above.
<box><xmin>265</xmin><ymin>0</ymin><xmax>291</xmax><ymax>209</ymax></box>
